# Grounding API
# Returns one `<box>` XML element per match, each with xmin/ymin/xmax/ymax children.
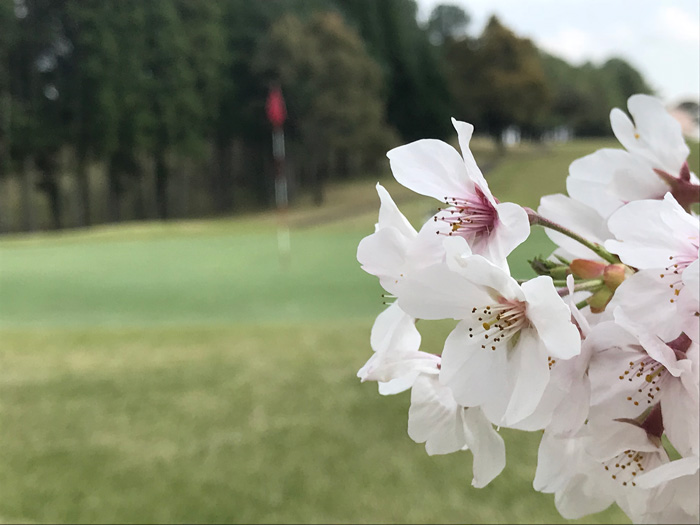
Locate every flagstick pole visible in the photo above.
<box><xmin>272</xmin><ymin>127</ymin><xmax>290</xmax><ymax>268</ymax></box>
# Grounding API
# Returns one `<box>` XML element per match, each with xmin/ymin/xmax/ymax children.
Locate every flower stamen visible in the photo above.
<box><xmin>618</xmin><ymin>355</ymin><xmax>667</xmax><ymax>406</ymax></box>
<box><xmin>469</xmin><ymin>298</ymin><xmax>529</xmax><ymax>352</ymax></box>
<box><xmin>434</xmin><ymin>187</ymin><xmax>498</xmax><ymax>243</ymax></box>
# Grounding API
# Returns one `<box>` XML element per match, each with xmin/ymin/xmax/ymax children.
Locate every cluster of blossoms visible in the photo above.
<box><xmin>357</xmin><ymin>94</ymin><xmax>700</xmax><ymax>523</ymax></box>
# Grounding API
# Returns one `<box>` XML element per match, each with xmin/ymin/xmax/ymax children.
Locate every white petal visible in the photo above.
<box><xmin>387</xmin><ymin>139</ymin><xmax>473</xmax><ymax>201</ymax></box>
<box><xmin>439</xmin><ymin>320</ymin><xmax>508</xmax><ymax>408</ymax></box>
<box><xmin>451</xmin><ymin>118</ymin><xmax>492</xmax><ymax>201</ymax></box>
<box><xmin>548</xmin><ymin>369</ymin><xmax>590</xmax><ymax>436</ymax></box>
<box><xmin>378</xmin><ymin>371</ymin><xmax>420</xmax><ymax>396</ymax></box>
<box><xmin>440</xmin><ymin>233</ymin><xmax>472</xmax><ymax>261</ymax></box>
<box><xmin>370</xmin><ymin>302</ymin><xmax>420</xmax><ymax>354</ymax></box>
<box><xmin>587</xmin><ymin>420</ymin><xmax>660</xmax><ymax>461</ymax></box>
<box><xmin>661</xmin><ymin>378</ymin><xmax>699</xmax><ymax>457</ymax></box>
<box><xmin>522</xmin><ymin>276</ymin><xmax>581</xmax><ymax>360</ymax></box>
<box><xmin>538</xmin><ymin>194</ymin><xmax>610</xmax><ymax>260</ymax></box>
<box><xmin>506</xmin><ymin>380</ymin><xmax>559</xmax><ymax>431</ymax></box>
<box><xmin>660</xmin><ymin>193</ymin><xmax>700</xmax><ymax>246</ymax></box>
<box><xmin>406</xmin><ymin>215</ymin><xmax>454</xmax><ymax>268</ymax></box>
<box><xmin>607</xmin><ymin>157</ymin><xmax>669</xmax><ymax>202</ymax></box>
<box><xmin>626</xmin><ymin>94</ymin><xmax>689</xmax><ymax>174</ymax></box>
<box><xmin>554</xmin><ymin>474</ymin><xmax>615</xmax><ymax>520</ymax></box>
<box><xmin>357</xmin><ymin>227</ymin><xmax>411</xmax><ymax>290</ymax></box>
<box><xmin>483</xmin><ymin>201</ymin><xmax>530</xmax><ymax>268</ymax></box>
<box><xmin>606</xmin><ymin>196</ymin><xmax>698</xmax><ymax>269</ymax></box>
<box><xmin>396</xmin><ymin>263</ymin><xmax>490</xmax><ymax>320</ymax></box>
<box><xmin>606</xmin><ymin>270</ymin><xmax>685</xmax><ymax>342</ymax></box>
<box><xmin>357</xmin><ymin>349</ymin><xmax>438</xmax><ymax>386</ymax></box>
<box><xmin>567</xmin><ymin>149</ymin><xmax>630</xmax><ymax>217</ymax></box>
<box><xmin>588</xmin><ymin>332</ymin><xmax>652</xmax><ymax>420</ymax></box>
<box><xmin>376</xmin><ymin>183</ymin><xmax>417</xmax><ymax>239</ymax></box>
<box><xmin>445</xmin><ymin>253</ymin><xmax>523</xmax><ymax>302</ymax></box>
<box><xmin>408</xmin><ymin>374</ymin><xmax>466</xmax><ymax>455</ymax></box>
<box><xmin>533</xmin><ymin>431</ymin><xmax>574</xmax><ymax>493</ymax></box>
<box><xmin>680</xmin><ymin>260</ymin><xmax>700</xmax><ymax>343</ymax></box>
<box><xmin>613</xmin><ymin>307</ymin><xmax>684</xmax><ymax>376</ymax></box>
<box><xmin>502</xmin><ymin>329</ymin><xmax>551</xmax><ymax>425</ymax></box>
<box><xmin>462</xmin><ymin>407</ymin><xmax>506</xmax><ymax>487</ymax></box>
<box><xmin>610</xmin><ymin>106</ymin><xmax>638</xmax><ymax>153</ymax></box>
<box><xmin>635</xmin><ymin>456</ymin><xmax>699</xmax><ymax>489</ymax></box>
<box><xmin>682</xmin><ymin>259</ymin><xmax>700</xmax><ymax>303</ymax></box>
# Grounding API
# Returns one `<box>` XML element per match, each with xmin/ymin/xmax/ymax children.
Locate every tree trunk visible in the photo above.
<box><xmin>20</xmin><ymin>159</ymin><xmax>36</xmax><ymax>232</ymax></box>
<box><xmin>34</xmin><ymin>154</ymin><xmax>62</xmax><ymax>230</ymax></box>
<box><xmin>312</xmin><ymin>158</ymin><xmax>326</xmax><ymax>206</ymax></box>
<box><xmin>132</xmin><ymin>163</ymin><xmax>147</xmax><ymax>221</ymax></box>
<box><xmin>494</xmin><ymin>132</ymin><xmax>506</xmax><ymax>157</ymax></box>
<box><xmin>107</xmin><ymin>159</ymin><xmax>122</xmax><ymax>223</ymax></box>
<box><xmin>155</xmin><ymin>149</ymin><xmax>169</xmax><ymax>220</ymax></box>
<box><xmin>179</xmin><ymin>162</ymin><xmax>189</xmax><ymax>218</ymax></box>
<box><xmin>213</xmin><ymin>139</ymin><xmax>234</xmax><ymax>214</ymax></box>
<box><xmin>44</xmin><ymin>176</ymin><xmax>61</xmax><ymax>230</ymax></box>
<box><xmin>75</xmin><ymin>149</ymin><xmax>91</xmax><ymax>227</ymax></box>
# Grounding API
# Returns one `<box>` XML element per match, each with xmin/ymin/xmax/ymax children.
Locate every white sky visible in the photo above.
<box><xmin>416</xmin><ymin>0</ymin><xmax>700</xmax><ymax>105</ymax></box>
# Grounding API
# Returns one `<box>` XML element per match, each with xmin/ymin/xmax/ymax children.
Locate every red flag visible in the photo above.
<box><xmin>266</xmin><ymin>86</ymin><xmax>287</xmax><ymax>129</ymax></box>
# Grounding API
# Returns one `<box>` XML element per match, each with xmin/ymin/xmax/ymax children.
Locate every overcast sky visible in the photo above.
<box><xmin>415</xmin><ymin>0</ymin><xmax>700</xmax><ymax>105</ymax></box>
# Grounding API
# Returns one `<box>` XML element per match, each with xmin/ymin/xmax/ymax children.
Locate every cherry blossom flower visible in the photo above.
<box><xmin>386</xmin><ymin>118</ymin><xmax>529</xmax><ymax>269</ymax></box>
<box><xmin>567</xmin><ymin>95</ymin><xmax>699</xmax><ymax>217</ymax></box>
<box><xmin>356</xmin><ymin>96</ymin><xmax>699</xmax><ymax>522</ymax></box>
<box><xmin>633</xmin><ymin>456</ymin><xmax>700</xmax><ymax>524</ymax></box>
<box><xmin>395</xmin><ymin>246</ymin><xmax>580</xmax><ymax>426</ymax></box>
<box><xmin>511</xmin><ymin>277</ymin><xmax>592</xmax><ymax>435</ymax></box>
<box><xmin>567</xmin><ymin>148</ymin><xmax>668</xmax><ymax>219</ymax></box>
<box><xmin>357</xmin><ymin>305</ymin><xmax>506</xmax><ymax>488</ymax></box>
<box><xmin>604</xmin><ymin>193</ymin><xmax>700</xmax><ymax>341</ymax></box>
<box><xmin>357</xmin><ymin>302</ymin><xmax>439</xmax><ymax>396</ymax></box>
<box><xmin>535</xmin><ymin>420</ymin><xmax>669</xmax><ymax>520</ymax></box>
<box><xmin>610</xmin><ymin>95</ymin><xmax>690</xmax><ymax>179</ymax></box>
<box><xmin>408</xmin><ymin>374</ymin><xmax>505</xmax><ymax>488</ymax></box>
<box><xmin>357</xmin><ymin>183</ymin><xmax>449</xmax><ymax>296</ymax></box>
<box><xmin>587</xmin><ymin>313</ymin><xmax>699</xmax><ymax>457</ymax></box>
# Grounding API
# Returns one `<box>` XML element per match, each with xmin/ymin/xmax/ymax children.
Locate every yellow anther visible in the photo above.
<box><xmin>482</xmin><ymin>322</ymin><xmax>491</xmax><ymax>330</ymax></box>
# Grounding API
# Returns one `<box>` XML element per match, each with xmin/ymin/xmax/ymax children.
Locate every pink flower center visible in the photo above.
<box><xmin>434</xmin><ymin>186</ymin><xmax>498</xmax><ymax>244</ymax></box>
<box><xmin>467</xmin><ymin>298</ymin><xmax>529</xmax><ymax>351</ymax></box>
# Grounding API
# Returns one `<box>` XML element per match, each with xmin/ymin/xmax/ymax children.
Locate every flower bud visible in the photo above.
<box><xmin>587</xmin><ymin>286</ymin><xmax>614</xmax><ymax>313</ymax></box>
<box><xmin>603</xmin><ymin>263</ymin><xmax>629</xmax><ymax>292</ymax></box>
<box><xmin>570</xmin><ymin>259</ymin><xmax>606</xmax><ymax>279</ymax></box>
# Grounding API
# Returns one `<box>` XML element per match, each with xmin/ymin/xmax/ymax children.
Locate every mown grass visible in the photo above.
<box><xmin>4</xmin><ymin>136</ymin><xmax>692</xmax><ymax>524</ymax></box>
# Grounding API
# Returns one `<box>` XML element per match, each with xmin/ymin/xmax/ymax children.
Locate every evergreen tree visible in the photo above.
<box><xmin>447</xmin><ymin>16</ymin><xmax>550</xmax><ymax>146</ymax></box>
<box><xmin>7</xmin><ymin>0</ymin><xmax>72</xmax><ymax>230</ymax></box>
<box><xmin>426</xmin><ymin>3</ymin><xmax>470</xmax><ymax>45</ymax></box>
<box><xmin>335</xmin><ymin>0</ymin><xmax>452</xmax><ymax>140</ymax></box>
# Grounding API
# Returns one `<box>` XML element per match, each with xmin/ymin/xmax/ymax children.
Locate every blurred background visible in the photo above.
<box><xmin>0</xmin><ymin>0</ymin><xmax>698</xmax><ymax>523</ymax></box>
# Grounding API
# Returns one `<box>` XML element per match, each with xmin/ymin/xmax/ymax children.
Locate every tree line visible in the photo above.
<box><xmin>0</xmin><ymin>0</ymin><xmax>652</xmax><ymax>232</ymax></box>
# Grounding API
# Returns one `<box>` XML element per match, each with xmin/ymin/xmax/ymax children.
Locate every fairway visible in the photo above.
<box><xmin>0</xmin><ymin>138</ymin><xmax>669</xmax><ymax>524</ymax></box>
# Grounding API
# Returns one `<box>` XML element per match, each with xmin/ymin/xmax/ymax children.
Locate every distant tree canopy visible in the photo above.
<box><xmin>539</xmin><ymin>53</ymin><xmax>653</xmax><ymax>136</ymax></box>
<box><xmin>426</xmin><ymin>3</ymin><xmax>470</xmax><ymax>45</ymax></box>
<box><xmin>334</xmin><ymin>0</ymin><xmax>453</xmax><ymax>140</ymax></box>
<box><xmin>0</xmin><ymin>0</ymin><xmax>655</xmax><ymax>233</ymax></box>
<box><xmin>445</xmin><ymin>16</ymin><xmax>551</xmax><ymax>144</ymax></box>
